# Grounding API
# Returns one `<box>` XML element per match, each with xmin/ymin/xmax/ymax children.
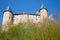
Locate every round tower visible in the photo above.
<box><xmin>2</xmin><ymin>6</ymin><xmax>13</xmax><ymax>31</ymax></box>
<box><xmin>39</xmin><ymin>4</ymin><xmax>48</xmax><ymax>23</ymax></box>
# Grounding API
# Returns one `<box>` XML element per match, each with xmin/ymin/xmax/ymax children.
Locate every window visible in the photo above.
<box><xmin>16</xmin><ymin>18</ymin><xmax>18</xmax><ymax>22</ymax></box>
<box><xmin>36</xmin><ymin>16</ymin><xmax>38</xmax><ymax>20</ymax></box>
<box><xmin>32</xmin><ymin>19</ymin><xmax>33</xmax><ymax>23</ymax></box>
<box><xmin>27</xmin><ymin>15</ymin><xmax>29</xmax><ymax>22</ymax></box>
<box><xmin>15</xmin><ymin>18</ymin><xmax>18</xmax><ymax>22</ymax></box>
<box><xmin>7</xmin><ymin>16</ymin><xmax>10</xmax><ymax>21</ymax></box>
<box><xmin>20</xmin><ymin>18</ymin><xmax>22</xmax><ymax>22</ymax></box>
<box><xmin>36</xmin><ymin>16</ymin><xmax>40</xmax><ymax>20</ymax></box>
<box><xmin>9</xmin><ymin>17</ymin><xmax>10</xmax><ymax>19</ymax></box>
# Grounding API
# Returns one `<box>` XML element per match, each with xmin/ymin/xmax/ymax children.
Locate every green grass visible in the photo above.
<box><xmin>0</xmin><ymin>21</ymin><xmax>60</xmax><ymax>40</ymax></box>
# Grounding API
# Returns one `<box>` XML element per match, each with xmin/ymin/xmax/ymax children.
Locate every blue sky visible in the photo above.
<box><xmin>0</xmin><ymin>0</ymin><xmax>60</xmax><ymax>25</ymax></box>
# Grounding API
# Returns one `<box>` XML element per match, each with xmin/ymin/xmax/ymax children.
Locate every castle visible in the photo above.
<box><xmin>2</xmin><ymin>4</ymin><xmax>48</xmax><ymax>31</ymax></box>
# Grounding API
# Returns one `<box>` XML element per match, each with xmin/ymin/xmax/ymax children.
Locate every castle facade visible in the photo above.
<box><xmin>2</xmin><ymin>5</ymin><xmax>48</xmax><ymax>31</ymax></box>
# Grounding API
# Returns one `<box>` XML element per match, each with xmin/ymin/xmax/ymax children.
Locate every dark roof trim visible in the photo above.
<box><xmin>39</xmin><ymin>8</ymin><xmax>48</xmax><ymax>12</ymax></box>
<box><xmin>3</xmin><ymin>11</ymin><xmax>40</xmax><ymax>16</ymax></box>
<box><xmin>13</xmin><ymin>13</ymin><xmax>40</xmax><ymax>16</ymax></box>
<box><xmin>40</xmin><ymin>8</ymin><xmax>48</xmax><ymax>11</ymax></box>
<box><xmin>3</xmin><ymin>10</ymin><xmax>13</xmax><ymax>15</ymax></box>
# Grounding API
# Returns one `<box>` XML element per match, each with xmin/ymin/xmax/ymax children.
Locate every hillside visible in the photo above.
<box><xmin>0</xmin><ymin>21</ymin><xmax>60</xmax><ymax>40</ymax></box>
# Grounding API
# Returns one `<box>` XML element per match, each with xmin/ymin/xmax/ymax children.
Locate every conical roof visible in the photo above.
<box><xmin>40</xmin><ymin>4</ymin><xmax>48</xmax><ymax>12</ymax></box>
<box><xmin>4</xmin><ymin>5</ymin><xmax>13</xmax><ymax>13</ymax></box>
<box><xmin>39</xmin><ymin>0</ymin><xmax>48</xmax><ymax>12</ymax></box>
<box><xmin>41</xmin><ymin>4</ymin><xmax>45</xmax><ymax>9</ymax></box>
<box><xmin>6</xmin><ymin>6</ymin><xmax>11</xmax><ymax>11</ymax></box>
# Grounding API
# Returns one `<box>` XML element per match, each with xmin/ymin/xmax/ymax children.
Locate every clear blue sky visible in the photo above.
<box><xmin>0</xmin><ymin>0</ymin><xmax>60</xmax><ymax>25</ymax></box>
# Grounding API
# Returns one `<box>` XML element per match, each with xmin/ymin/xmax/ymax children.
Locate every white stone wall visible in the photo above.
<box><xmin>28</xmin><ymin>15</ymin><xmax>40</xmax><ymax>23</ymax></box>
<box><xmin>2</xmin><ymin>11</ymin><xmax>13</xmax><ymax>31</ymax></box>
<box><xmin>13</xmin><ymin>14</ymin><xmax>40</xmax><ymax>24</ymax></box>
<box><xmin>2</xmin><ymin>12</ymin><xmax>13</xmax><ymax>25</ymax></box>
<box><xmin>13</xmin><ymin>15</ymin><xmax>27</xmax><ymax>24</ymax></box>
<box><xmin>40</xmin><ymin>9</ymin><xmax>48</xmax><ymax>22</ymax></box>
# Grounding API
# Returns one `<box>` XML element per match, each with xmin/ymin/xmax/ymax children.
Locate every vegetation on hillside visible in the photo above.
<box><xmin>0</xmin><ymin>21</ymin><xmax>60</xmax><ymax>40</ymax></box>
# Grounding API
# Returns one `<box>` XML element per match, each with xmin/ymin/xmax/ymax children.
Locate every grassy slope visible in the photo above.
<box><xmin>0</xmin><ymin>21</ymin><xmax>60</xmax><ymax>40</ymax></box>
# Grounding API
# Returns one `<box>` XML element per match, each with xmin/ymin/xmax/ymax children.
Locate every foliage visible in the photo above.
<box><xmin>0</xmin><ymin>21</ymin><xmax>60</xmax><ymax>40</ymax></box>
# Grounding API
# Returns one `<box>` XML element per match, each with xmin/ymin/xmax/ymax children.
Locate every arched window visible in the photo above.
<box><xmin>27</xmin><ymin>15</ymin><xmax>29</xmax><ymax>22</ymax></box>
<box><xmin>20</xmin><ymin>18</ymin><xmax>22</xmax><ymax>22</ymax></box>
<box><xmin>14</xmin><ymin>18</ymin><xmax>18</xmax><ymax>22</ymax></box>
<box><xmin>9</xmin><ymin>16</ymin><xmax>10</xmax><ymax>19</ymax></box>
<box><xmin>16</xmin><ymin>18</ymin><xmax>18</xmax><ymax>22</ymax></box>
<box><xmin>7</xmin><ymin>16</ymin><xmax>10</xmax><ymax>21</ymax></box>
<box><xmin>32</xmin><ymin>19</ymin><xmax>33</xmax><ymax>23</ymax></box>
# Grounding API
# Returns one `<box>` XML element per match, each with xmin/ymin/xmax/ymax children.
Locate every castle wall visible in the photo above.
<box><xmin>13</xmin><ymin>14</ymin><xmax>40</xmax><ymax>25</ymax></box>
<box><xmin>2</xmin><ymin>12</ymin><xmax>13</xmax><ymax>31</ymax></box>
<box><xmin>40</xmin><ymin>9</ymin><xmax>48</xmax><ymax>23</ymax></box>
<box><xmin>28</xmin><ymin>15</ymin><xmax>40</xmax><ymax>23</ymax></box>
<box><xmin>2</xmin><ymin>4</ymin><xmax>48</xmax><ymax>31</ymax></box>
<box><xmin>13</xmin><ymin>15</ymin><xmax>27</xmax><ymax>24</ymax></box>
<box><xmin>2</xmin><ymin>12</ymin><xmax>13</xmax><ymax>25</ymax></box>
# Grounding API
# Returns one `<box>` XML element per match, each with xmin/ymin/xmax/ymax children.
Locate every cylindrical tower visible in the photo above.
<box><xmin>2</xmin><ymin>6</ymin><xmax>13</xmax><ymax>31</ymax></box>
<box><xmin>40</xmin><ymin>4</ymin><xmax>48</xmax><ymax>23</ymax></box>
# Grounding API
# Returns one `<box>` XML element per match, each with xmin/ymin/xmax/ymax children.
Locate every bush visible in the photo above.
<box><xmin>0</xmin><ymin>21</ymin><xmax>60</xmax><ymax>40</ymax></box>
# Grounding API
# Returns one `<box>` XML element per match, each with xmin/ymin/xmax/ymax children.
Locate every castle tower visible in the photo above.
<box><xmin>2</xmin><ymin>6</ymin><xmax>13</xmax><ymax>31</ymax></box>
<box><xmin>39</xmin><ymin>4</ymin><xmax>48</xmax><ymax>23</ymax></box>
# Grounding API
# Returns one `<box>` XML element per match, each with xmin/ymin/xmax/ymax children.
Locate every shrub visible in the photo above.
<box><xmin>0</xmin><ymin>21</ymin><xmax>60</xmax><ymax>40</ymax></box>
